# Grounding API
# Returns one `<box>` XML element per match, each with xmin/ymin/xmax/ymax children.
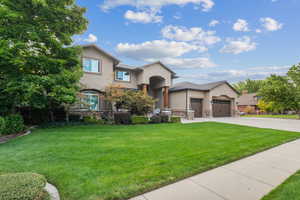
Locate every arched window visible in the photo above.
<box><xmin>81</xmin><ymin>91</ymin><xmax>100</xmax><ymax>111</ymax></box>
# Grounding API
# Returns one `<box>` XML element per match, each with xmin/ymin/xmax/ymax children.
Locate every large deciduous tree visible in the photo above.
<box><xmin>259</xmin><ymin>64</ymin><xmax>300</xmax><ymax>116</ymax></box>
<box><xmin>233</xmin><ymin>79</ymin><xmax>266</xmax><ymax>94</ymax></box>
<box><xmin>0</xmin><ymin>0</ymin><xmax>88</xmax><ymax>118</ymax></box>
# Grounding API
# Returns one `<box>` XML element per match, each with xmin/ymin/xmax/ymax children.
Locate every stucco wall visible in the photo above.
<box><xmin>170</xmin><ymin>91</ymin><xmax>187</xmax><ymax>110</ymax></box>
<box><xmin>113</xmin><ymin>70</ymin><xmax>138</xmax><ymax>89</ymax></box>
<box><xmin>137</xmin><ymin>63</ymin><xmax>172</xmax><ymax>87</ymax></box>
<box><xmin>80</xmin><ymin>46</ymin><xmax>115</xmax><ymax>91</ymax></box>
<box><xmin>210</xmin><ymin>84</ymin><xmax>238</xmax><ymax>98</ymax></box>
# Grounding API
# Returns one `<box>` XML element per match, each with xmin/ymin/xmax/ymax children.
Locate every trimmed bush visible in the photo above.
<box><xmin>69</xmin><ymin>114</ymin><xmax>82</xmax><ymax>122</ymax></box>
<box><xmin>0</xmin><ymin>173</ymin><xmax>49</xmax><ymax>200</ymax></box>
<box><xmin>171</xmin><ymin>116</ymin><xmax>181</xmax><ymax>123</ymax></box>
<box><xmin>161</xmin><ymin>115</ymin><xmax>169</xmax><ymax>123</ymax></box>
<box><xmin>4</xmin><ymin>114</ymin><xmax>25</xmax><ymax>135</ymax></box>
<box><xmin>0</xmin><ymin>116</ymin><xmax>5</xmax><ymax>135</ymax></box>
<box><xmin>150</xmin><ymin>115</ymin><xmax>162</xmax><ymax>124</ymax></box>
<box><xmin>83</xmin><ymin>116</ymin><xmax>104</xmax><ymax>124</ymax></box>
<box><xmin>131</xmin><ymin>116</ymin><xmax>149</xmax><ymax>124</ymax></box>
<box><xmin>114</xmin><ymin>112</ymin><xmax>132</xmax><ymax>125</ymax></box>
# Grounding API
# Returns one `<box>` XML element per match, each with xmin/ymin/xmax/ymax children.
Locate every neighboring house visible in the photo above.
<box><xmin>75</xmin><ymin>44</ymin><xmax>239</xmax><ymax>118</ymax></box>
<box><xmin>237</xmin><ymin>92</ymin><xmax>261</xmax><ymax>114</ymax></box>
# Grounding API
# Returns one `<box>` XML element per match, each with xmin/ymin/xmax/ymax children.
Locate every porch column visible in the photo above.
<box><xmin>142</xmin><ymin>84</ymin><xmax>148</xmax><ymax>95</ymax></box>
<box><xmin>163</xmin><ymin>86</ymin><xmax>169</xmax><ymax>108</ymax></box>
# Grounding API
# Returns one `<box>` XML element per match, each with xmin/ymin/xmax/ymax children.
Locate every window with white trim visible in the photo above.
<box><xmin>83</xmin><ymin>58</ymin><xmax>100</xmax><ymax>73</ymax></box>
<box><xmin>115</xmin><ymin>70</ymin><xmax>130</xmax><ymax>82</ymax></box>
<box><xmin>82</xmin><ymin>91</ymin><xmax>99</xmax><ymax>111</ymax></box>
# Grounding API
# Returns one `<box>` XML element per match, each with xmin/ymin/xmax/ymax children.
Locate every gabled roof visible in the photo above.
<box><xmin>140</xmin><ymin>61</ymin><xmax>176</xmax><ymax>75</ymax></box>
<box><xmin>80</xmin><ymin>44</ymin><xmax>120</xmax><ymax>63</ymax></box>
<box><xmin>237</xmin><ymin>93</ymin><xmax>259</xmax><ymax>106</ymax></box>
<box><xmin>116</xmin><ymin>61</ymin><xmax>178</xmax><ymax>78</ymax></box>
<box><xmin>170</xmin><ymin>80</ymin><xmax>239</xmax><ymax>94</ymax></box>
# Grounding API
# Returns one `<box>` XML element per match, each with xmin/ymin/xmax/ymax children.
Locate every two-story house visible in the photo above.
<box><xmin>77</xmin><ymin>44</ymin><xmax>239</xmax><ymax>118</ymax></box>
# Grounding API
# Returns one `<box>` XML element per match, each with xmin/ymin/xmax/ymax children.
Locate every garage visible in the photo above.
<box><xmin>212</xmin><ymin>99</ymin><xmax>231</xmax><ymax>117</ymax></box>
<box><xmin>190</xmin><ymin>98</ymin><xmax>203</xmax><ymax>118</ymax></box>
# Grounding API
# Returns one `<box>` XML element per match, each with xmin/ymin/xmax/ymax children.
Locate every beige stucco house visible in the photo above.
<box><xmin>78</xmin><ymin>44</ymin><xmax>239</xmax><ymax>118</ymax></box>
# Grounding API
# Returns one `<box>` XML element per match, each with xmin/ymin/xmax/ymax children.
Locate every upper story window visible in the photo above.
<box><xmin>115</xmin><ymin>70</ymin><xmax>131</xmax><ymax>82</ymax></box>
<box><xmin>82</xmin><ymin>91</ymin><xmax>99</xmax><ymax>111</ymax></box>
<box><xmin>83</xmin><ymin>58</ymin><xmax>100</xmax><ymax>73</ymax></box>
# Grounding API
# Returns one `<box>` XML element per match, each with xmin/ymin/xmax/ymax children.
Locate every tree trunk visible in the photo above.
<box><xmin>65</xmin><ymin>110</ymin><xmax>70</xmax><ymax>123</ymax></box>
<box><xmin>49</xmin><ymin>110</ymin><xmax>54</xmax><ymax>122</ymax></box>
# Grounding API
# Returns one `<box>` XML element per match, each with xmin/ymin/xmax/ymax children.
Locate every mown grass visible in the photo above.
<box><xmin>262</xmin><ymin>170</ymin><xmax>300</xmax><ymax>200</ymax></box>
<box><xmin>0</xmin><ymin>122</ymin><xmax>299</xmax><ymax>200</ymax></box>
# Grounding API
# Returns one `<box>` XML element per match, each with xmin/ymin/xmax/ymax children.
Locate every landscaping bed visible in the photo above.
<box><xmin>0</xmin><ymin>122</ymin><xmax>299</xmax><ymax>200</ymax></box>
<box><xmin>0</xmin><ymin>173</ymin><xmax>50</xmax><ymax>200</ymax></box>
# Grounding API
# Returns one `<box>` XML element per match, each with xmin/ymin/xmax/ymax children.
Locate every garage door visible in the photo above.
<box><xmin>212</xmin><ymin>100</ymin><xmax>231</xmax><ymax>117</ymax></box>
<box><xmin>191</xmin><ymin>98</ymin><xmax>203</xmax><ymax>118</ymax></box>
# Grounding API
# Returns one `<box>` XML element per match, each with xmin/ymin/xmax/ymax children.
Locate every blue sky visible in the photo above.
<box><xmin>75</xmin><ymin>0</ymin><xmax>300</xmax><ymax>83</ymax></box>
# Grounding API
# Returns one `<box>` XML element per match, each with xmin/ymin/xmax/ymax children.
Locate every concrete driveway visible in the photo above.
<box><xmin>182</xmin><ymin>117</ymin><xmax>300</xmax><ymax>132</ymax></box>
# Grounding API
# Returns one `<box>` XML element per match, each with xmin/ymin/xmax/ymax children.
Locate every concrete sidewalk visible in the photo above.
<box><xmin>130</xmin><ymin>139</ymin><xmax>300</xmax><ymax>200</ymax></box>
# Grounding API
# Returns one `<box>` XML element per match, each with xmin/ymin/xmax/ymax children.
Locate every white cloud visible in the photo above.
<box><xmin>209</xmin><ymin>20</ymin><xmax>219</xmax><ymax>27</ymax></box>
<box><xmin>233</xmin><ymin>19</ymin><xmax>250</xmax><ymax>32</ymax></box>
<box><xmin>116</xmin><ymin>40</ymin><xmax>206</xmax><ymax>61</ymax></box>
<box><xmin>124</xmin><ymin>10</ymin><xmax>162</xmax><ymax>23</ymax></box>
<box><xmin>255</xmin><ymin>29</ymin><xmax>262</xmax><ymax>33</ymax></box>
<box><xmin>83</xmin><ymin>34</ymin><xmax>98</xmax><ymax>43</ymax></box>
<box><xmin>161</xmin><ymin>25</ymin><xmax>221</xmax><ymax>45</ymax></box>
<box><xmin>160</xmin><ymin>57</ymin><xmax>216</xmax><ymax>69</ymax></box>
<box><xmin>260</xmin><ymin>17</ymin><xmax>283</xmax><ymax>31</ymax></box>
<box><xmin>181</xmin><ymin>65</ymin><xmax>289</xmax><ymax>83</ymax></box>
<box><xmin>101</xmin><ymin>0</ymin><xmax>215</xmax><ymax>12</ymax></box>
<box><xmin>220</xmin><ymin>36</ymin><xmax>257</xmax><ymax>54</ymax></box>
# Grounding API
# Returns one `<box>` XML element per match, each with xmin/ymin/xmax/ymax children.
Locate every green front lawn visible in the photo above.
<box><xmin>262</xmin><ymin>170</ymin><xmax>300</xmax><ymax>200</ymax></box>
<box><xmin>243</xmin><ymin>114</ymin><xmax>299</xmax><ymax>119</ymax></box>
<box><xmin>0</xmin><ymin>122</ymin><xmax>299</xmax><ymax>200</ymax></box>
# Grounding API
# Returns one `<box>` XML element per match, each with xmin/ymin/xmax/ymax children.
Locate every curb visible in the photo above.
<box><xmin>45</xmin><ymin>183</ymin><xmax>60</xmax><ymax>200</ymax></box>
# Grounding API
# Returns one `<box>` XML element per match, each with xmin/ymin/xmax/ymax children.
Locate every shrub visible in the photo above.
<box><xmin>83</xmin><ymin>116</ymin><xmax>104</xmax><ymax>124</ymax></box>
<box><xmin>69</xmin><ymin>114</ymin><xmax>82</xmax><ymax>122</ymax></box>
<box><xmin>161</xmin><ymin>115</ymin><xmax>169</xmax><ymax>123</ymax></box>
<box><xmin>114</xmin><ymin>112</ymin><xmax>131</xmax><ymax>124</ymax></box>
<box><xmin>0</xmin><ymin>116</ymin><xmax>5</xmax><ymax>135</ymax></box>
<box><xmin>4</xmin><ymin>114</ymin><xmax>25</xmax><ymax>135</ymax></box>
<box><xmin>150</xmin><ymin>115</ymin><xmax>161</xmax><ymax>124</ymax></box>
<box><xmin>0</xmin><ymin>173</ymin><xmax>49</xmax><ymax>200</ymax></box>
<box><xmin>171</xmin><ymin>116</ymin><xmax>181</xmax><ymax>123</ymax></box>
<box><xmin>131</xmin><ymin>116</ymin><xmax>149</xmax><ymax>124</ymax></box>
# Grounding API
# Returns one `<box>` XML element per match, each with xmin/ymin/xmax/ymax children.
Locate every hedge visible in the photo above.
<box><xmin>114</xmin><ymin>112</ymin><xmax>131</xmax><ymax>124</ymax></box>
<box><xmin>83</xmin><ymin>116</ymin><xmax>104</xmax><ymax>124</ymax></box>
<box><xmin>4</xmin><ymin>114</ymin><xmax>25</xmax><ymax>135</ymax></box>
<box><xmin>171</xmin><ymin>116</ymin><xmax>181</xmax><ymax>123</ymax></box>
<box><xmin>150</xmin><ymin>115</ymin><xmax>162</xmax><ymax>123</ymax></box>
<box><xmin>161</xmin><ymin>115</ymin><xmax>169</xmax><ymax>123</ymax></box>
<box><xmin>0</xmin><ymin>116</ymin><xmax>5</xmax><ymax>135</ymax></box>
<box><xmin>0</xmin><ymin>173</ymin><xmax>50</xmax><ymax>200</ymax></box>
<box><xmin>131</xmin><ymin>116</ymin><xmax>149</xmax><ymax>124</ymax></box>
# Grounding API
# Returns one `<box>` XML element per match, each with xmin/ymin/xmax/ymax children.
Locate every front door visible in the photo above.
<box><xmin>212</xmin><ymin>100</ymin><xmax>231</xmax><ymax>117</ymax></box>
<box><xmin>191</xmin><ymin>98</ymin><xmax>203</xmax><ymax>118</ymax></box>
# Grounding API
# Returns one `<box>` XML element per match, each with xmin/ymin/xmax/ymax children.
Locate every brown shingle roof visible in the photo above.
<box><xmin>170</xmin><ymin>81</ymin><xmax>239</xmax><ymax>94</ymax></box>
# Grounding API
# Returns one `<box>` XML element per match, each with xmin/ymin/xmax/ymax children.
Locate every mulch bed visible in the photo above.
<box><xmin>0</xmin><ymin>131</ymin><xmax>31</xmax><ymax>144</ymax></box>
